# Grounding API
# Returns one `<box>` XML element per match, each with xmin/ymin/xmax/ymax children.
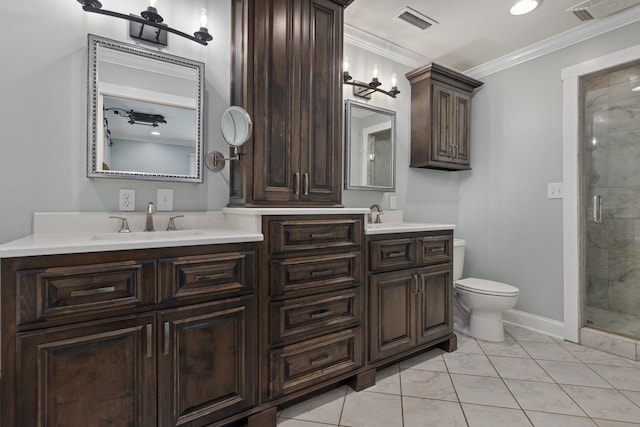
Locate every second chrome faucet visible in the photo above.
<box><xmin>144</xmin><ymin>202</ymin><xmax>155</xmax><ymax>232</ymax></box>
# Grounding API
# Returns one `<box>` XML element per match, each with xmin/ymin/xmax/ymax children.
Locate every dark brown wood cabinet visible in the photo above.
<box><xmin>406</xmin><ymin>63</ymin><xmax>483</xmax><ymax>171</ymax></box>
<box><xmin>1</xmin><ymin>243</ymin><xmax>257</xmax><ymax>427</ymax></box>
<box><xmin>229</xmin><ymin>0</ymin><xmax>352</xmax><ymax>207</ymax></box>
<box><xmin>367</xmin><ymin>231</ymin><xmax>456</xmax><ymax>364</ymax></box>
<box><xmin>260</xmin><ymin>215</ymin><xmax>365</xmax><ymax>402</ymax></box>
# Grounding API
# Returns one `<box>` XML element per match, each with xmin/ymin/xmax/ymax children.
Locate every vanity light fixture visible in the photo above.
<box><xmin>510</xmin><ymin>0</ymin><xmax>540</xmax><ymax>15</ymax></box>
<box><xmin>106</xmin><ymin>107</ymin><xmax>167</xmax><ymax>127</ymax></box>
<box><xmin>76</xmin><ymin>0</ymin><xmax>213</xmax><ymax>46</ymax></box>
<box><xmin>343</xmin><ymin>59</ymin><xmax>400</xmax><ymax>99</ymax></box>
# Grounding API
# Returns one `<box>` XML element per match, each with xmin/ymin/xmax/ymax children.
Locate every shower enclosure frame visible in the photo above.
<box><xmin>562</xmin><ymin>43</ymin><xmax>640</xmax><ymax>343</ymax></box>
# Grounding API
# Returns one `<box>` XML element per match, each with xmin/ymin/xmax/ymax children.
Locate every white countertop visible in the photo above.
<box><xmin>0</xmin><ymin>210</ymin><xmax>455</xmax><ymax>258</ymax></box>
<box><xmin>365</xmin><ymin>222</ymin><xmax>456</xmax><ymax>235</ymax></box>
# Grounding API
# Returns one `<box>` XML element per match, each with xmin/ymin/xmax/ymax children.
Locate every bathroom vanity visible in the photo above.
<box><xmin>0</xmin><ymin>211</ymin><xmax>455</xmax><ymax>427</ymax></box>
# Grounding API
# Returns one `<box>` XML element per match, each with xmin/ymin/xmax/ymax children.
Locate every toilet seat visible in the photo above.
<box><xmin>454</xmin><ymin>278</ymin><xmax>519</xmax><ymax>297</ymax></box>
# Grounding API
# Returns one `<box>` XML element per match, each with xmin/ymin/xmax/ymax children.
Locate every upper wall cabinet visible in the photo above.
<box><xmin>229</xmin><ymin>0</ymin><xmax>353</xmax><ymax>207</ymax></box>
<box><xmin>406</xmin><ymin>63</ymin><xmax>483</xmax><ymax>171</ymax></box>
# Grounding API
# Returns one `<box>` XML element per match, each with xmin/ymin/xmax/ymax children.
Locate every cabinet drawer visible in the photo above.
<box><xmin>269</xmin><ymin>288</ymin><xmax>361</xmax><ymax>344</ymax></box>
<box><xmin>269</xmin><ymin>218</ymin><xmax>362</xmax><ymax>254</ymax></box>
<box><xmin>17</xmin><ymin>260</ymin><xmax>156</xmax><ymax>325</ymax></box>
<box><xmin>270</xmin><ymin>252</ymin><xmax>361</xmax><ymax>297</ymax></box>
<box><xmin>369</xmin><ymin>238</ymin><xmax>416</xmax><ymax>271</ymax></box>
<box><xmin>159</xmin><ymin>251</ymin><xmax>255</xmax><ymax>302</ymax></box>
<box><xmin>417</xmin><ymin>235</ymin><xmax>452</xmax><ymax>265</ymax></box>
<box><xmin>269</xmin><ymin>328</ymin><xmax>362</xmax><ymax>399</ymax></box>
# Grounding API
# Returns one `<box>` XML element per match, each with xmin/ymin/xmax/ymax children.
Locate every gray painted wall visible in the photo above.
<box><xmin>1</xmin><ymin>1</ymin><xmax>638</xmax><ymax>325</ymax></box>
<box><xmin>459</xmin><ymin>22</ymin><xmax>640</xmax><ymax>321</ymax></box>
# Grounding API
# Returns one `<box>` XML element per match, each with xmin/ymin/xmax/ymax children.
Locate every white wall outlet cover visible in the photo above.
<box><xmin>547</xmin><ymin>182</ymin><xmax>564</xmax><ymax>199</ymax></box>
<box><xmin>119</xmin><ymin>189</ymin><xmax>135</xmax><ymax>211</ymax></box>
<box><xmin>157</xmin><ymin>189</ymin><xmax>174</xmax><ymax>211</ymax></box>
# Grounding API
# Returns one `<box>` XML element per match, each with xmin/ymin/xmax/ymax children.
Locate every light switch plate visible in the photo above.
<box><xmin>547</xmin><ymin>182</ymin><xmax>564</xmax><ymax>199</ymax></box>
<box><xmin>119</xmin><ymin>189</ymin><xmax>135</xmax><ymax>211</ymax></box>
<box><xmin>157</xmin><ymin>189</ymin><xmax>174</xmax><ymax>211</ymax></box>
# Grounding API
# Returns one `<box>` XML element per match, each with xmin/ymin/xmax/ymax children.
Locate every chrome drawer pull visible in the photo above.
<box><xmin>310</xmin><ymin>354</ymin><xmax>333</xmax><ymax>366</ymax></box>
<box><xmin>310</xmin><ymin>309</ymin><xmax>333</xmax><ymax>319</ymax></box>
<box><xmin>294</xmin><ymin>172</ymin><xmax>301</xmax><ymax>195</ymax></box>
<box><xmin>311</xmin><ymin>232</ymin><xmax>333</xmax><ymax>239</ymax></box>
<box><xmin>163</xmin><ymin>322</ymin><xmax>170</xmax><ymax>355</ymax></box>
<box><xmin>195</xmin><ymin>273</ymin><xmax>226</xmax><ymax>281</ymax></box>
<box><xmin>311</xmin><ymin>269</ymin><xmax>334</xmax><ymax>278</ymax></box>
<box><xmin>146</xmin><ymin>324</ymin><xmax>153</xmax><ymax>358</ymax></box>
<box><xmin>429</xmin><ymin>247</ymin><xmax>445</xmax><ymax>253</ymax></box>
<box><xmin>70</xmin><ymin>286</ymin><xmax>116</xmax><ymax>297</ymax></box>
<box><xmin>303</xmin><ymin>173</ymin><xmax>309</xmax><ymax>195</ymax></box>
<box><xmin>387</xmin><ymin>251</ymin><xmax>405</xmax><ymax>258</ymax></box>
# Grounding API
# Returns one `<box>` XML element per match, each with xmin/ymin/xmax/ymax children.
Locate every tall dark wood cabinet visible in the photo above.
<box><xmin>405</xmin><ymin>63</ymin><xmax>483</xmax><ymax>171</ymax></box>
<box><xmin>229</xmin><ymin>0</ymin><xmax>353</xmax><ymax>207</ymax></box>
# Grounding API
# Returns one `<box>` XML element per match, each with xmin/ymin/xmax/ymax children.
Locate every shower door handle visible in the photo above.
<box><xmin>593</xmin><ymin>195</ymin><xmax>602</xmax><ymax>223</ymax></box>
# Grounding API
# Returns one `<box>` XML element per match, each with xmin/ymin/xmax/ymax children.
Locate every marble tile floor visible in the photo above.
<box><xmin>276</xmin><ymin>324</ymin><xmax>640</xmax><ymax>427</ymax></box>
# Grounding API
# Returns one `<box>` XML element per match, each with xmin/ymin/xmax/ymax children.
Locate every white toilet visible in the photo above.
<box><xmin>453</xmin><ymin>239</ymin><xmax>519</xmax><ymax>342</ymax></box>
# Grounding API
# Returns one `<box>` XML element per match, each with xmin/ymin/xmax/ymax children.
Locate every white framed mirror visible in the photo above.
<box><xmin>344</xmin><ymin>100</ymin><xmax>396</xmax><ymax>191</ymax></box>
<box><xmin>87</xmin><ymin>34</ymin><xmax>205</xmax><ymax>182</ymax></box>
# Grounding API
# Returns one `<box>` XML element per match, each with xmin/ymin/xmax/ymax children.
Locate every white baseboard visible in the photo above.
<box><xmin>503</xmin><ymin>309</ymin><xmax>566</xmax><ymax>340</ymax></box>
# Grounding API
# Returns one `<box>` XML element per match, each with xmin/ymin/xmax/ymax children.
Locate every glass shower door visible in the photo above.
<box><xmin>582</xmin><ymin>60</ymin><xmax>640</xmax><ymax>340</ymax></box>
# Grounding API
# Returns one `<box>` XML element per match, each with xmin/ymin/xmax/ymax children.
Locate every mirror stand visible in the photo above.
<box><xmin>205</xmin><ymin>148</ymin><xmax>239</xmax><ymax>172</ymax></box>
<box><xmin>206</xmin><ymin>106</ymin><xmax>253</xmax><ymax>172</ymax></box>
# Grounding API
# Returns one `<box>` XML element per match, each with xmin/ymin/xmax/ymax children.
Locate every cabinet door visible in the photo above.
<box><xmin>250</xmin><ymin>0</ymin><xmax>301</xmax><ymax>204</ymax></box>
<box><xmin>369</xmin><ymin>269</ymin><xmax>416</xmax><ymax>362</ymax></box>
<box><xmin>17</xmin><ymin>314</ymin><xmax>156</xmax><ymax>427</ymax></box>
<box><xmin>158</xmin><ymin>296</ymin><xmax>256</xmax><ymax>426</ymax></box>
<box><xmin>299</xmin><ymin>0</ymin><xmax>343</xmax><ymax>204</ymax></box>
<box><xmin>452</xmin><ymin>92</ymin><xmax>471</xmax><ymax>166</ymax></box>
<box><xmin>431</xmin><ymin>82</ymin><xmax>455</xmax><ymax>164</ymax></box>
<box><xmin>415</xmin><ymin>264</ymin><xmax>453</xmax><ymax>345</ymax></box>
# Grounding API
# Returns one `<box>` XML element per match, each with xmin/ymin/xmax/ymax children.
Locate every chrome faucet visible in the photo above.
<box><xmin>144</xmin><ymin>202</ymin><xmax>155</xmax><ymax>231</ymax></box>
<box><xmin>369</xmin><ymin>204</ymin><xmax>384</xmax><ymax>224</ymax></box>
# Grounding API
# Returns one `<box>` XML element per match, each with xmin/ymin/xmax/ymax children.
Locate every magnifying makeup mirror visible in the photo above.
<box><xmin>205</xmin><ymin>106</ymin><xmax>253</xmax><ymax>172</ymax></box>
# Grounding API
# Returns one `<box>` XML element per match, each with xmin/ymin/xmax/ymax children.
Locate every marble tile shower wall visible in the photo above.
<box><xmin>583</xmin><ymin>62</ymin><xmax>640</xmax><ymax>321</ymax></box>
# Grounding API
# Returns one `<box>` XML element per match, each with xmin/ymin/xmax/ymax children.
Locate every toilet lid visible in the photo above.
<box><xmin>454</xmin><ymin>278</ymin><xmax>519</xmax><ymax>296</ymax></box>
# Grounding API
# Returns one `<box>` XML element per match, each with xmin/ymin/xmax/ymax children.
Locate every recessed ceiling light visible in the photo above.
<box><xmin>510</xmin><ymin>0</ymin><xmax>540</xmax><ymax>15</ymax></box>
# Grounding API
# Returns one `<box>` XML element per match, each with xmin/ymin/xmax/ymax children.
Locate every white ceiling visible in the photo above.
<box><xmin>343</xmin><ymin>0</ymin><xmax>640</xmax><ymax>72</ymax></box>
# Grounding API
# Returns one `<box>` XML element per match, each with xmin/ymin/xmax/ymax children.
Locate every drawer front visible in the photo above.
<box><xmin>269</xmin><ymin>328</ymin><xmax>362</xmax><ymax>399</ymax></box>
<box><xmin>270</xmin><ymin>252</ymin><xmax>361</xmax><ymax>297</ymax></box>
<box><xmin>417</xmin><ymin>235</ymin><xmax>453</xmax><ymax>265</ymax></box>
<box><xmin>269</xmin><ymin>218</ymin><xmax>362</xmax><ymax>254</ymax></box>
<box><xmin>269</xmin><ymin>288</ymin><xmax>361</xmax><ymax>344</ymax></box>
<box><xmin>369</xmin><ymin>238</ymin><xmax>416</xmax><ymax>271</ymax></box>
<box><xmin>159</xmin><ymin>251</ymin><xmax>255</xmax><ymax>302</ymax></box>
<box><xmin>17</xmin><ymin>260</ymin><xmax>156</xmax><ymax>325</ymax></box>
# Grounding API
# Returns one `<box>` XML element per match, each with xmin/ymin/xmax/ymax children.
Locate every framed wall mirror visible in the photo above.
<box><xmin>87</xmin><ymin>35</ymin><xmax>205</xmax><ymax>182</ymax></box>
<box><xmin>344</xmin><ymin>100</ymin><xmax>396</xmax><ymax>191</ymax></box>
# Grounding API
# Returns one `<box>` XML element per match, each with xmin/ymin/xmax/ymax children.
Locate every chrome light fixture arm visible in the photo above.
<box><xmin>343</xmin><ymin>71</ymin><xmax>400</xmax><ymax>99</ymax></box>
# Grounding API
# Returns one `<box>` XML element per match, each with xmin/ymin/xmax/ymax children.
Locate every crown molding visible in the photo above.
<box><xmin>344</xmin><ymin>6</ymin><xmax>640</xmax><ymax>78</ymax></box>
<box><xmin>464</xmin><ymin>5</ymin><xmax>640</xmax><ymax>79</ymax></box>
<box><xmin>344</xmin><ymin>24</ymin><xmax>430</xmax><ymax>68</ymax></box>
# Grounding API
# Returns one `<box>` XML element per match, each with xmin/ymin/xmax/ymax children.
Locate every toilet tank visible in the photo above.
<box><xmin>453</xmin><ymin>239</ymin><xmax>465</xmax><ymax>281</ymax></box>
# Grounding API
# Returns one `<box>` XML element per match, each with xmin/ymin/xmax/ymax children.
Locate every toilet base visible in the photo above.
<box><xmin>469</xmin><ymin>310</ymin><xmax>505</xmax><ymax>342</ymax></box>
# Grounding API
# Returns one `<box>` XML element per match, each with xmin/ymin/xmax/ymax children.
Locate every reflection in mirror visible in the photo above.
<box><xmin>87</xmin><ymin>35</ymin><xmax>204</xmax><ymax>182</ymax></box>
<box><xmin>344</xmin><ymin>100</ymin><xmax>396</xmax><ymax>191</ymax></box>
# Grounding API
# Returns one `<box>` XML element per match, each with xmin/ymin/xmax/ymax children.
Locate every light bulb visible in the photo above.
<box><xmin>200</xmin><ymin>8</ymin><xmax>208</xmax><ymax>28</ymax></box>
<box><xmin>149</xmin><ymin>0</ymin><xmax>157</xmax><ymax>7</ymax></box>
<box><xmin>510</xmin><ymin>0</ymin><xmax>539</xmax><ymax>16</ymax></box>
<box><xmin>372</xmin><ymin>65</ymin><xmax>379</xmax><ymax>79</ymax></box>
<box><xmin>391</xmin><ymin>73</ymin><xmax>398</xmax><ymax>87</ymax></box>
<box><xmin>343</xmin><ymin>57</ymin><xmax>349</xmax><ymax>73</ymax></box>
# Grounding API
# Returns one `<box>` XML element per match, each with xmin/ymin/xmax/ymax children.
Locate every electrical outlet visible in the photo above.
<box><xmin>119</xmin><ymin>189</ymin><xmax>135</xmax><ymax>211</ymax></box>
<box><xmin>157</xmin><ymin>189</ymin><xmax>173</xmax><ymax>211</ymax></box>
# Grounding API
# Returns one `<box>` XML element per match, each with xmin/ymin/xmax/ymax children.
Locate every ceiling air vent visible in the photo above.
<box><xmin>568</xmin><ymin>0</ymin><xmax>640</xmax><ymax>21</ymax></box>
<box><xmin>395</xmin><ymin>6</ymin><xmax>438</xmax><ymax>30</ymax></box>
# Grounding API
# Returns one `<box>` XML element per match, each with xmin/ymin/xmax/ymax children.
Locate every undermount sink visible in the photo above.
<box><xmin>91</xmin><ymin>230</ymin><xmax>207</xmax><ymax>241</ymax></box>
